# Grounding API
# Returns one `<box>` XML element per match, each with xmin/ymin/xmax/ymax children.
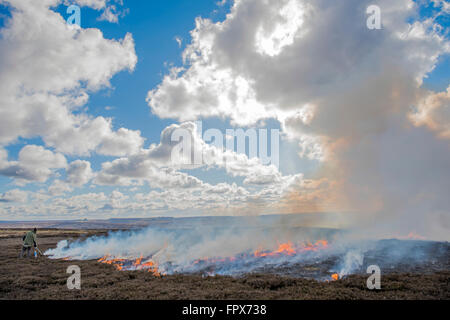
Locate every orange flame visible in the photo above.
<box><xmin>331</xmin><ymin>273</ymin><xmax>339</xmax><ymax>281</ymax></box>
<box><xmin>96</xmin><ymin>239</ymin><xmax>330</xmax><ymax>276</ymax></box>
<box><xmin>255</xmin><ymin>242</ymin><xmax>296</xmax><ymax>257</ymax></box>
<box><xmin>98</xmin><ymin>254</ymin><xmax>161</xmax><ymax>276</ymax></box>
<box><xmin>254</xmin><ymin>240</ymin><xmax>329</xmax><ymax>257</ymax></box>
<box><xmin>406</xmin><ymin>232</ymin><xmax>426</xmax><ymax>240</ymax></box>
<box><xmin>98</xmin><ymin>255</ymin><xmax>127</xmax><ymax>271</ymax></box>
<box><xmin>133</xmin><ymin>255</ymin><xmax>143</xmax><ymax>266</ymax></box>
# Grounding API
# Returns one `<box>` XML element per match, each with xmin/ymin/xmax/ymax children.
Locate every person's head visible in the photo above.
<box><xmin>33</xmin><ymin>228</ymin><xmax>37</xmax><ymax>234</ymax></box>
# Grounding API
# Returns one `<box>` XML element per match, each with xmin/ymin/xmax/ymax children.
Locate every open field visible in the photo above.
<box><xmin>0</xmin><ymin>229</ymin><xmax>448</xmax><ymax>300</ymax></box>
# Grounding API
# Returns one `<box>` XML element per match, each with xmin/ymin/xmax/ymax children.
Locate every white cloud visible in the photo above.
<box><xmin>98</xmin><ymin>7</ymin><xmax>119</xmax><ymax>23</ymax></box>
<box><xmin>0</xmin><ymin>145</ymin><xmax>67</xmax><ymax>184</ymax></box>
<box><xmin>147</xmin><ymin>0</ymin><xmax>448</xmax><ymax>132</ymax></box>
<box><xmin>92</xmin><ymin>121</ymin><xmax>312</xmax><ymax>215</ymax></box>
<box><xmin>175</xmin><ymin>36</ymin><xmax>183</xmax><ymax>48</ymax></box>
<box><xmin>0</xmin><ymin>0</ymin><xmax>140</xmax><ymax>157</ymax></box>
<box><xmin>97</xmin><ymin>4</ymin><xmax>129</xmax><ymax>23</ymax></box>
<box><xmin>66</xmin><ymin>160</ymin><xmax>94</xmax><ymax>186</ymax></box>
<box><xmin>0</xmin><ymin>189</ymin><xmax>28</xmax><ymax>203</ymax></box>
<box><xmin>95</xmin><ymin>121</ymin><xmax>287</xmax><ymax>187</ymax></box>
<box><xmin>254</xmin><ymin>0</ymin><xmax>308</xmax><ymax>57</ymax></box>
<box><xmin>51</xmin><ymin>192</ymin><xmax>109</xmax><ymax>213</ymax></box>
<box><xmin>66</xmin><ymin>0</ymin><xmax>108</xmax><ymax>10</ymax></box>
<box><xmin>409</xmin><ymin>86</ymin><xmax>450</xmax><ymax>139</ymax></box>
<box><xmin>1</xmin><ymin>0</ymin><xmax>449</xmax><ymax>236</ymax></box>
<box><xmin>67</xmin><ymin>0</ymin><xmax>130</xmax><ymax>24</ymax></box>
<box><xmin>145</xmin><ymin>0</ymin><xmax>450</xmax><ymax>238</ymax></box>
<box><xmin>49</xmin><ymin>179</ymin><xmax>74</xmax><ymax>196</ymax></box>
<box><xmin>431</xmin><ymin>0</ymin><xmax>450</xmax><ymax>14</ymax></box>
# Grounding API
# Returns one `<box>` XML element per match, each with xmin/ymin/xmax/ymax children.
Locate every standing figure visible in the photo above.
<box><xmin>20</xmin><ymin>228</ymin><xmax>37</xmax><ymax>258</ymax></box>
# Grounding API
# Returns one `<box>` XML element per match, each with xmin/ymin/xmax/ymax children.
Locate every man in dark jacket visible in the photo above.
<box><xmin>20</xmin><ymin>228</ymin><xmax>37</xmax><ymax>258</ymax></box>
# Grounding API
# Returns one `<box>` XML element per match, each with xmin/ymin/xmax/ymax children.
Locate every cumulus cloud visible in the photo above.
<box><xmin>409</xmin><ymin>86</ymin><xmax>450</xmax><ymax>139</ymax></box>
<box><xmin>0</xmin><ymin>145</ymin><xmax>67</xmax><ymax>184</ymax></box>
<box><xmin>146</xmin><ymin>0</ymin><xmax>450</xmax><ymax>238</ymax></box>
<box><xmin>95</xmin><ymin>121</ymin><xmax>292</xmax><ymax>187</ymax></box>
<box><xmin>68</xmin><ymin>0</ymin><xmax>109</xmax><ymax>10</ymax></box>
<box><xmin>97</xmin><ymin>2</ymin><xmax>129</xmax><ymax>23</ymax></box>
<box><xmin>51</xmin><ymin>192</ymin><xmax>109</xmax><ymax>214</ymax></box>
<box><xmin>0</xmin><ymin>189</ymin><xmax>28</xmax><ymax>203</ymax></box>
<box><xmin>91</xmin><ymin>120</ymin><xmax>318</xmax><ymax>216</ymax></box>
<box><xmin>98</xmin><ymin>5</ymin><xmax>120</xmax><ymax>23</ymax></box>
<box><xmin>0</xmin><ymin>0</ymin><xmax>140</xmax><ymax>157</ymax></box>
<box><xmin>148</xmin><ymin>0</ymin><xmax>447</xmax><ymax>128</ymax></box>
<box><xmin>49</xmin><ymin>179</ymin><xmax>74</xmax><ymax>196</ymax></box>
<box><xmin>431</xmin><ymin>0</ymin><xmax>450</xmax><ymax>14</ymax></box>
<box><xmin>66</xmin><ymin>0</ymin><xmax>130</xmax><ymax>24</ymax></box>
<box><xmin>66</xmin><ymin>160</ymin><xmax>94</xmax><ymax>186</ymax></box>
<box><xmin>1</xmin><ymin>0</ymin><xmax>449</xmax><ymax>236</ymax></box>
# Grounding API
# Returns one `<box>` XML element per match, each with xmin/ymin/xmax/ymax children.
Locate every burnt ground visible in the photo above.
<box><xmin>0</xmin><ymin>229</ymin><xmax>449</xmax><ymax>300</ymax></box>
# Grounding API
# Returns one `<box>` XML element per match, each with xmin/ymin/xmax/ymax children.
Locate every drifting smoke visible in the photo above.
<box><xmin>143</xmin><ymin>0</ymin><xmax>450</xmax><ymax>240</ymax></box>
<box><xmin>45</xmin><ymin>0</ymin><xmax>450</xmax><ymax>279</ymax></box>
<box><xmin>45</xmin><ymin>217</ymin><xmax>449</xmax><ymax>280</ymax></box>
<box><xmin>335</xmin><ymin>250</ymin><xmax>364</xmax><ymax>278</ymax></box>
<box><xmin>280</xmin><ymin>27</ymin><xmax>449</xmax><ymax>240</ymax></box>
<box><xmin>46</xmin><ymin>218</ymin><xmax>339</xmax><ymax>275</ymax></box>
<box><xmin>263</xmin><ymin>0</ymin><xmax>450</xmax><ymax>240</ymax></box>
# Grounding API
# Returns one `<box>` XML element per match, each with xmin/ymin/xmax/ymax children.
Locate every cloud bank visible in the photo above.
<box><xmin>0</xmin><ymin>0</ymin><xmax>448</xmax><ymax>240</ymax></box>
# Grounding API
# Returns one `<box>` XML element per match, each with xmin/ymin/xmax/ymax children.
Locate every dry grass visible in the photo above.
<box><xmin>0</xmin><ymin>229</ymin><xmax>448</xmax><ymax>300</ymax></box>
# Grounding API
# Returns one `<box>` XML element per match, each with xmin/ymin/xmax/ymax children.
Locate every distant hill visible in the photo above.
<box><xmin>0</xmin><ymin>213</ymin><xmax>341</xmax><ymax>231</ymax></box>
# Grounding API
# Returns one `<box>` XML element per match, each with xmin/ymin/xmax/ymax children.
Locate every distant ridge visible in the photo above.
<box><xmin>0</xmin><ymin>212</ymin><xmax>341</xmax><ymax>231</ymax></box>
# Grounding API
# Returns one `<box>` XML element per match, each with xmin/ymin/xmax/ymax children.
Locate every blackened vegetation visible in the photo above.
<box><xmin>249</xmin><ymin>239</ymin><xmax>450</xmax><ymax>279</ymax></box>
<box><xmin>0</xmin><ymin>229</ymin><xmax>448</xmax><ymax>300</ymax></box>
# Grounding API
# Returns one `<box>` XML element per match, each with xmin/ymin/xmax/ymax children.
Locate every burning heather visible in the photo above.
<box><xmin>98</xmin><ymin>255</ymin><xmax>160</xmax><ymax>276</ymax></box>
<box><xmin>44</xmin><ymin>218</ymin><xmax>450</xmax><ymax>281</ymax></box>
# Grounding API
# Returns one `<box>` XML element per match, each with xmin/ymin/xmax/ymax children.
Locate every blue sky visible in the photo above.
<box><xmin>0</xmin><ymin>1</ymin><xmax>235</xmax><ymax>189</ymax></box>
<box><xmin>1</xmin><ymin>1</ymin><xmax>231</xmax><ymax>161</ymax></box>
<box><xmin>0</xmin><ymin>0</ymin><xmax>449</xmax><ymax>228</ymax></box>
<box><xmin>0</xmin><ymin>0</ymin><xmax>312</xmax><ymax>194</ymax></box>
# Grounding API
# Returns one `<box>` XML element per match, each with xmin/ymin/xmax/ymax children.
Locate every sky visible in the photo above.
<box><xmin>0</xmin><ymin>0</ymin><xmax>448</xmax><ymax>238</ymax></box>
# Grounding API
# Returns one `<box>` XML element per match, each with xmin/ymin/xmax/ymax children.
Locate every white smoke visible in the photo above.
<box><xmin>45</xmin><ymin>222</ymin><xmax>340</xmax><ymax>275</ymax></box>
<box><xmin>337</xmin><ymin>250</ymin><xmax>365</xmax><ymax>278</ymax></box>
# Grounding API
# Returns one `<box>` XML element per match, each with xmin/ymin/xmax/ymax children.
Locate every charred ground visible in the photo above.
<box><xmin>0</xmin><ymin>229</ymin><xmax>448</xmax><ymax>300</ymax></box>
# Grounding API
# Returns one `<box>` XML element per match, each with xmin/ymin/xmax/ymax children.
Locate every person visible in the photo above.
<box><xmin>20</xmin><ymin>228</ymin><xmax>37</xmax><ymax>258</ymax></box>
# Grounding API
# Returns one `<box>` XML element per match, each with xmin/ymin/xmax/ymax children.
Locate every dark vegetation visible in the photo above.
<box><xmin>0</xmin><ymin>229</ymin><xmax>448</xmax><ymax>300</ymax></box>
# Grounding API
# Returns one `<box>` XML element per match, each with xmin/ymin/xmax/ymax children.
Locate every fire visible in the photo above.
<box><xmin>300</xmin><ymin>240</ymin><xmax>329</xmax><ymax>252</ymax></box>
<box><xmin>273</xmin><ymin>242</ymin><xmax>296</xmax><ymax>255</ymax></box>
<box><xmin>97</xmin><ymin>255</ymin><xmax>161</xmax><ymax>276</ymax></box>
<box><xmin>394</xmin><ymin>231</ymin><xmax>427</xmax><ymax>241</ymax></box>
<box><xmin>315</xmin><ymin>240</ymin><xmax>329</xmax><ymax>247</ymax></box>
<box><xmin>96</xmin><ymin>239</ymin><xmax>330</xmax><ymax>277</ymax></box>
<box><xmin>134</xmin><ymin>257</ymin><xmax>161</xmax><ymax>276</ymax></box>
<box><xmin>406</xmin><ymin>232</ymin><xmax>426</xmax><ymax>240</ymax></box>
<box><xmin>98</xmin><ymin>255</ymin><xmax>127</xmax><ymax>271</ymax></box>
<box><xmin>133</xmin><ymin>255</ymin><xmax>143</xmax><ymax>266</ymax></box>
<box><xmin>331</xmin><ymin>273</ymin><xmax>339</xmax><ymax>281</ymax></box>
<box><xmin>254</xmin><ymin>240</ymin><xmax>329</xmax><ymax>257</ymax></box>
<box><xmin>255</xmin><ymin>242</ymin><xmax>296</xmax><ymax>257</ymax></box>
